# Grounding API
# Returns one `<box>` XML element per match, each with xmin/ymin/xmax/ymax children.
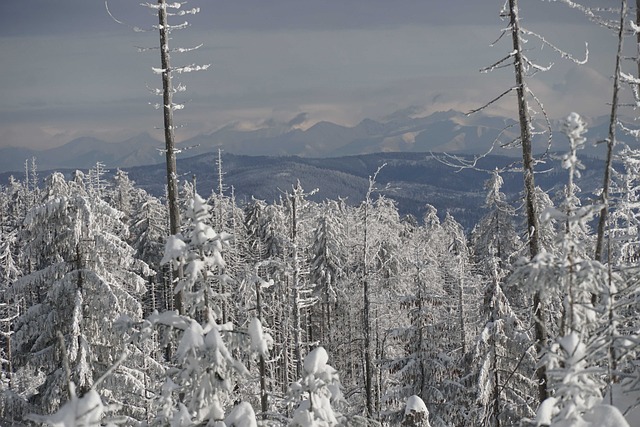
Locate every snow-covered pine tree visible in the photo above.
<box><xmin>287</xmin><ymin>346</ymin><xmax>344</xmax><ymax>426</ymax></box>
<box><xmin>434</xmin><ymin>213</ymin><xmax>479</xmax><ymax>426</ymax></box>
<box><xmin>10</xmin><ymin>172</ymin><xmax>151</xmax><ymax>419</ymax></box>
<box><xmin>283</xmin><ymin>183</ymin><xmax>318</xmax><ymax>383</ymax></box>
<box><xmin>468</xmin><ymin>278</ymin><xmax>537</xmax><ymax>426</ymax></box>
<box><xmin>471</xmin><ymin>169</ymin><xmax>521</xmax><ymax>284</ymax></box>
<box><xmin>309</xmin><ymin>200</ymin><xmax>345</xmax><ymax>351</ymax></box>
<box><xmin>514</xmin><ymin>113</ymin><xmax>622</xmax><ymax>425</ymax></box>
<box><xmin>151</xmin><ymin>192</ymin><xmax>255</xmax><ymax>426</ymax></box>
<box><xmin>609</xmin><ymin>145</ymin><xmax>640</xmax><ymax>265</ymax></box>
<box><xmin>130</xmin><ymin>190</ymin><xmax>169</xmax><ymax>314</ymax></box>
<box><xmin>382</xmin><ymin>206</ymin><xmax>447</xmax><ymax>424</ymax></box>
<box><xmin>107</xmin><ymin>169</ymin><xmax>139</xmax><ymax>227</ymax></box>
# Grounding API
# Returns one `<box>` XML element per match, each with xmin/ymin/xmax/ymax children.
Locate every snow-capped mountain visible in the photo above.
<box><xmin>0</xmin><ymin>109</ymin><xmax>615</xmax><ymax>174</ymax></box>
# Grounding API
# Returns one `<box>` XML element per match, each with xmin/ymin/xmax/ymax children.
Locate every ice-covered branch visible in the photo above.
<box><xmin>140</xmin><ymin>1</ymin><xmax>183</xmax><ymax>10</ymax></box>
<box><xmin>526</xmin><ymin>87</ymin><xmax>553</xmax><ymax>160</ymax></box>
<box><xmin>521</xmin><ymin>28</ymin><xmax>589</xmax><ymax>65</ymax></box>
<box><xmin>105</xmin><ymin>1</ymin><xmax>152</xmax><ymax>32</ymax></box>
<box><xmin>480</xmin><ymin>52</ymin><xmax>516</xmax><ymax>73</ymax></box>
<box><xmin>174</xmin><ymin>63</ymin><xmax>211</xmax><ymax>73</ymax></box>
<box><xmin>153</xmin><ymin>21</ymin><xmax>189</xmax><ymax>32</ymax></box>
<box><xmin>467</xmin><ymin>87</ymin><xmax>516</xmax><ymax>115</ymax></box>
<box><xmin>544</xmin><ymin>0</ymin><xmax>620</xmax><ymax>30</ymax></box>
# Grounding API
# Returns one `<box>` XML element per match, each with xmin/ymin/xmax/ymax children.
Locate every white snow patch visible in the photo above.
<box><xmin>303</xmin><ymin>346</ymin><xmax>329</xmax><ymax>375</ymax></box>
<box><xmin>405</xmin><ymin>395</ymin><xmax>428</xmax><ymax>416</ymax></box>
<box><xmin>161</xmin><ymin>235</ymin><xmax>187</xmax><ymax>265</ymax></box>
<box><xmin>249</xmin><ymin>317</ymin><xmax>272</xmax><ymax>357</ymax></box>
<box><xmin>224</xmin><ymin>401</ymin><xmax>257</xmax><ymax>427</ymax></box>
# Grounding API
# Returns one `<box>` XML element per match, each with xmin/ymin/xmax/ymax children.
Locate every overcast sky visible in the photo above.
<box><xmin>0</xmin><ymin>0</ymin><xmax>621</xmax><ymax>150</ymax></box>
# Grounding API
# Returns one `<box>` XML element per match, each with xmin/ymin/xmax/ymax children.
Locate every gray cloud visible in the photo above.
<box><xmin>0</xmin><ymin>0</ymin><xmax>621</xmax><ymax>151</ymax></box>
<box><xmin>287</xmin><ymin>112</ymin><xmax>309</xmax><ymax>128</ymax></box>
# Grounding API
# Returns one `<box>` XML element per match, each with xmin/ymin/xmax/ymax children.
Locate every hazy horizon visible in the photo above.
<box><xmin>0</xmin><ymin>1</ymin><xmax>620</xmax><ymax>151</ymax></box>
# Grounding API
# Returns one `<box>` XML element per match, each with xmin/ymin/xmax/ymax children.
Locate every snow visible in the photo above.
<box><xmin>558</xmin><ymin>332</ymin><xmax>584</xmax><ymax>362</ymax></box>
<box><xmin>224</xmin><ymin>401</ymin><xmax>257</xmax><ymax>427</ymax></box>
<box><xmin>26</xmin><ymin>383</ymin><xmax>110</xmax><ymax>427</ymax></box>
<box><xmin>289</xmin><ymin>346</ymin><xmax>343</xmax><ymax>426</ymax></box>
<box><xmin>533</xmin><ymin>398</ymin><xmax>631</xmax><ymax>427</ymax></box>
<box><xmin>160</xmin><ymin>234</ymin><xmax>187</xmax><ymax>265</ymax></box>
<box><xmin>582</xmin><ymin>405</ymin><xmax>630</xmax><ymax>427</ymax></box>
<box><xmin>405</xmin><ymin>395</ymin><xmax>429</xmax><ymax>416</ymax></box>
<box><xmin>147</xmin><ymin>310</ymin><xmax>191</xmax><ymax>330</ymax></box>
<box><xmin>605</xmin><ymin>383</ymin><xmax>640</xmax><ymax>427</ymax></box>
<box><xmin>171</xmin><ymin>403</ymin><xmax>192</xmax><ymax>427</ymax></box>
<box><xmin>533</xmin><ymin>397</ymin><xmax>558</xmax><ymax>426</ymax></box>
<box><xmin>248</xmin><ymin>317</ymin><xmax>272</xmax><ymax>357</ymax></box>
<box><xmin>176</xmin><ymin>319</ymin><xmax>204</xmax><ymax>361</ymax></box>
<box><xmin>303</xmin><ymin>347</ymin><xmax>329</xmax><ymax>375</ymax></box>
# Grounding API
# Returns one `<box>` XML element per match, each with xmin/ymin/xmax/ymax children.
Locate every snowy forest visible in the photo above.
<box><xmin>1</xmin><ymin>0</ymin><xmax>640</xmax><ymax>426</ymax></box>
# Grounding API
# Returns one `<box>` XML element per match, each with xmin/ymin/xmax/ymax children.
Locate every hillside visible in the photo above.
<box><xmin>0</xmin><ymin>151</ymin><xmax>608</xmax><ymax>231</ymax></box>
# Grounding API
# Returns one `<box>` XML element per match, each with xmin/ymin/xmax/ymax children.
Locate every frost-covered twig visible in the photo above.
<box><xmin>467</xmin><ymin>87</ymin><xmax>516</xmax><ymax>115</ymax></box>
<box><xmin>104</xmin><ymin>1</ymin><xmax>151</xmax><ymax>32</ymax></box>
<box><xmin>544</xmin><ymin>0</ymin><xmax>621</xmax><ymax>30</ymax></box>
<box><xmin>521</xmin><ymin>28</ymin><xmax>589</xmax><ymax>65</ymax></box>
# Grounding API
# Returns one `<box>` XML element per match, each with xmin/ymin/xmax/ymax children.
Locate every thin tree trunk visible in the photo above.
<box><xmin>637</xmin><ymin>0</ymin><xmax>640</xmax><ymax>83</ymax></box>
<box><xmin>157</xmin><ymin>0</ymin><xmax>182</xmax><ymax>314</ymax></box>
<box><xmin>595</xmin><ymin>0</ymin><xmax>626</xmax><ymax>262</ymax></box>
<box><xmin>216</xmin><ymin>149</ymin><xmax>228</xmax><ymax>324</ymax></box>
<box><xmin>291</xmin><ymin>194</ymin><xmax>303</xmax><ymax>379</ymax></box>
<box><xmin>508</xmin><ymin>0</ymin><xmax>547</xmax><ymax>402</ymax></box>
<box><xmin>255</xmin><ymin>278</ymin><xmax>268</xmax><ymax>416</ymax></box>
<box><xmin>363</xmin><ymin>201</ymin><xmax>374</xmax><ymax>417</ymax></box>
<box><xmin>458</xmin><ymin>253</ymin><xmax>467</xmax><ymax>354</ymax></box>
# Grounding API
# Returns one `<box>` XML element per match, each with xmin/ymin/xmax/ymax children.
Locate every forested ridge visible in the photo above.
<box><xmin>0</xmin><ymin>118</ymin><xmax>639</xmax><ymax>426</ymax></box>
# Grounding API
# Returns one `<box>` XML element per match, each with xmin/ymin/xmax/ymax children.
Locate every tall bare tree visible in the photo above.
<box><xmin>595</xmin><ymin>0</ymin><xmax>627</xmax><ymax>262</ymax></box>
<box><xmin>506</xmin><ymin>0</ymin><xmax>550</xmax><ymax>402</ymax></box>
<box><xmin>147</xmin><ymin>0</ymin><xmax>208</xmax><ymax>313</ymax></box>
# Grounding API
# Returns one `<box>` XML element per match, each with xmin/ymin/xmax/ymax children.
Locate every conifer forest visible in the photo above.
<box><xmin>1</xmin><ymin>0</ymin><xmax>640</xmax><ymax>426</ymax></box>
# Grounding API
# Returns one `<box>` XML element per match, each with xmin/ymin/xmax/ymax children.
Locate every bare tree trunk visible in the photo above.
<box><xmin>363</xmin><ymin>201</ymin><xmax>374</xmax><ymax>417</ymax></box>
<box><xmin>255</xmin><ymin>279</ymin><xmax>269</xmax><ymax>416</ymax></box>
<box><xmin>157</xmin><ymin>0</ymin><xmax>182</xmax><ymax>314</ymax></box>
<box><xmin>637</xmin><ymin>0</ymin><xmax>640</xmax><ymax>83</ymax></box>
<box><xmin>458</xmin><ymin>275</ymin><xmax>466</xmax><ymax>355</ymax></box>
<box><xmin>595</xmin><ymin>0</ymin><xmax>626</xmax><ymax>262</ymax></box>
<box><xmin>508</xmin><ymin>0</ymin><xmax>547</xmax><ymax>402</ymax></box>
<box><xmin>216</xmin><ymin>149</ymin><xmax>228</xmax><ymax>324</ymax></box>
<box><xmin>290</xmin><ymin>194</ymin><xmax>303</xmax><ymax>379</ymax></box>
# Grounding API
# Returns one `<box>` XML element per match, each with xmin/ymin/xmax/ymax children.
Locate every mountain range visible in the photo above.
<box><xmin>0</xmin><ymin>149</ymin><xmax>609</xmax><ymax>231</ymax></box>
<box><xmin>0</xmin><ymin>109</ymin><xmax>620</xmax><ymax>229</ymax></box>
<box><xmin>0</xmin><ymin>109</ymin><xmax>616</xmax><ymax>174</ymax></box>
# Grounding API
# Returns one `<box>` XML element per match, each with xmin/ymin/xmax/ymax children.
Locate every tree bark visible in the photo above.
<box><xmin>595</xmin><ymin>0</ymin><xmax>626</xmax><ymax>262</ymax></box>
<box><xmin>157</xmin><ymin>0</ymin><xmax>182</xmax><ymax>314</ymax></box>
<box><xmin>255</xmin><ymin>279</ymin><xmax>268</xmax><ymax>416</ymax></box>
<box><xmin>291</xmin><ymin>193</ymin><xmax>303</xmax><ymax>379</ymax></box>
<box><xmin>508</xmin><ymin>0</ymin><xmax>548</xmax><ymax>402</ymax></box>
<box><xmin>363</xmin><ymin>200</ymin><xmax>374</xmax><ymax>417</ymax></box>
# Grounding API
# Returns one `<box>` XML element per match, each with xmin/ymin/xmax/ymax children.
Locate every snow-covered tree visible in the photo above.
<box><xmin>383</xmin><ymin>208</ymin><xmax>447</xmax><ymax>424</ymax></box>
<box><xmin>402</xmin><ymin>395</ymin><xmax>431</xmax><ymax>427</ymax></box>
<box><xmin>287</xmin><ymin>346</ymin><xmax>344</xmax><ymax>426</ymax></box>
<box><xmin>309</xmin><ymin>201</ymin><xmax>345</xmax><ymax>347</ymax></box>
<box><xmin>469</xmin><ymin>280</ymin><xmax>537</xmax><ymax>426</ymax></box>
<box><xmin>471</xmin><ymin>169</ymin><xmax>521</xmax><ymax>283</ymax></box>
<box><xmin>151</xmin><ymin>192</ymin><xmax>255</xmax><ymax>425</ymax></box>
<box><xmin>11</xmin><ymin>172</ymin><xmax>150</xmax><ymax>416</ymax></box>
<box><xmin>513</xmin><ymin>113</ymin><xmax>621</xmax><ymax>425</ymax></box>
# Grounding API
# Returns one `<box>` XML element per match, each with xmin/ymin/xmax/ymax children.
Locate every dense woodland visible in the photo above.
<box><xmin>2</xmin><ymin>0</ymin><xmax>640</xmax><ymax>426</ymax></box>
<box><xmin>0</xmin><ymin>125</ymin><xmax>638</xmax><ymax>426</ymax></box>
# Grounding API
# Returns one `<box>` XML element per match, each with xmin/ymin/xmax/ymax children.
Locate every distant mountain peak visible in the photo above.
<box><xmin>0</xmin><ymin>109</ymin><xmax>615</xmax><ymax>174</ymax></box>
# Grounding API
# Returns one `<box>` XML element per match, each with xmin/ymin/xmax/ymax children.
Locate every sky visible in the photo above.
<box><xmin>0</xmin><ymin>0</ymin><xmax>622</xmax><ymax>150</ymax></box>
